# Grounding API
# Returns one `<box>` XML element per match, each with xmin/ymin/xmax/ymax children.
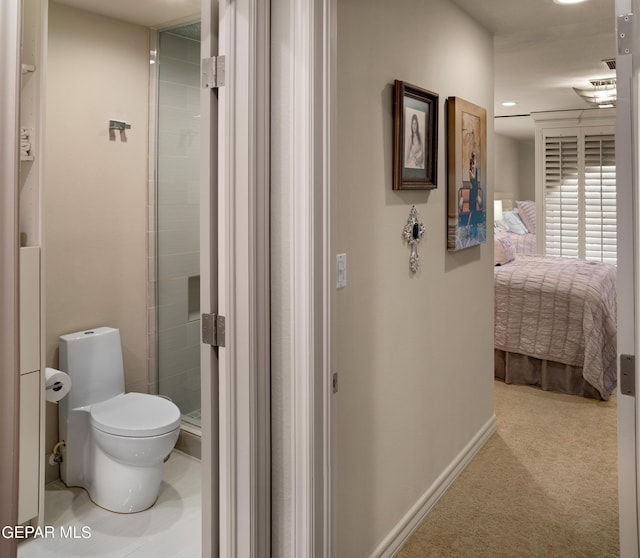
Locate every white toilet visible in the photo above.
<box><xmin>58</xmin><ymin>327</ymin><xmax>181</xmax><ymax>513</ymax></box>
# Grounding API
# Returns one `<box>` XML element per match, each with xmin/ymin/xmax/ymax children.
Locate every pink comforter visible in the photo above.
<box><xmin>494</xmin><ymin>255</ymin><xmax>617</xmax><ymax>399</ymax></box>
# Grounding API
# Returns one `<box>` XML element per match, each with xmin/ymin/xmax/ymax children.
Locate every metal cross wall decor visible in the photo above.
<box><xmin>402</xmin><ymin>205</ymin><xmax>426</xmax><ymax>273</ymax></box>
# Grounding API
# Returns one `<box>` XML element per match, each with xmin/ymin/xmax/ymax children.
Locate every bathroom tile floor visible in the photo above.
<box><xmin>18</xmin><ymin>450</ymin><xmax>201</xmax><ymax>558</ymax></box>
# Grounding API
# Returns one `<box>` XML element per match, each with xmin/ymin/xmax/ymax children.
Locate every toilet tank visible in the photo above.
<box><xmin>59</xmin><ymin>327</ymin><xmax>126</xmax><ymax>408</ymax></box>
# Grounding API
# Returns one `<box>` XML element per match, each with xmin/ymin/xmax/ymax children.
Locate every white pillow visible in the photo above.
<box><xmin>499</xmin><ymin>210</ymin><xmax>529</xmax><ymax>235</ymax></box>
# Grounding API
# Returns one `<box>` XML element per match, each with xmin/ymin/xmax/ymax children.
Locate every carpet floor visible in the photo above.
<box><xmin>396</xmin><ymin>380</ymin><xmax>619</xmax><ymax>558</ymax></box>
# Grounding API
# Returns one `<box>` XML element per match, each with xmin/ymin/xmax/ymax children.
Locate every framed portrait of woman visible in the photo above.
<box><xmin>393</xmin><ymin>80</ymin><xmax>438</xmax><ymax>190</ymax></box>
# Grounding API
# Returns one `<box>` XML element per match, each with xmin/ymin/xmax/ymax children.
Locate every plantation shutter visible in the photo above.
<box><xmin>584</xmin><ymin>134</ymin><xmax>616</xmax><ymax>264</ymax></box>
<box><xmin>544</xmin><ymin>135</ymin><xmax>579</xmax><ymax>258</ymax></box>
<box><xmin>542</xmin><ymin>131</ymin><xmax>616</xmax><ymax>263</ymax></box>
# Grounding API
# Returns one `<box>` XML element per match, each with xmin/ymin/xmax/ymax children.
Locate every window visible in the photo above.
<box><xmin>540</xmin><ymin>126</ymin><xmax>616</xmax><ymax>264</ymax></box>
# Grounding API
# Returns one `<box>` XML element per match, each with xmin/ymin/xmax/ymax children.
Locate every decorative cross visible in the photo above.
<box><xmin>402</xmin><ymin>205</ymin><xmax>426</xmax><ymax>273</ymax></box>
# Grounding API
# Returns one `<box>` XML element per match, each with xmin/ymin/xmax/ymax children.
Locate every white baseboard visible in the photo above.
<box><xmin>369</xmin><ymin>414</ymin><xmax>497</xmax><ymax>558</ymax></box>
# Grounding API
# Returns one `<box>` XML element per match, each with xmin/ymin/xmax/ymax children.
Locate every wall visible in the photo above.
<box><xmin>494</xmin><ymin>133</ymin><xmax>536</xmax><ymax>202</ymax></box>
<box><xmin>494</xmin><ymin>133</ymin><xmax>520</xmax><ymax>198</ymax></box>
<box><xmin>337</xmin><ymin>0</ymin><xmax>495</xmax><ymax>556</ymax></box>
<box><xmin>45</xmin><ymin>2</ymin><xmax>149</xmax><ymax>469</ymax></box>
<box><xmin>518</xmin><ymin>140</ymin><xmax>535</xmax><ymax>200</ymax></box>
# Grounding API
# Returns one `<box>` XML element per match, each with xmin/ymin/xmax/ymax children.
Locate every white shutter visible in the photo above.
<box><xmin>584</xmin><ymin>134</ymin><xmax>616</xmax><ymax>264</ymax></box>
<box><xmin>542</xmin><ymin>131</ymin><xmax>616</xmax><ymax>264</ymax></box>
<box><xmin>544</xmin><ymin>135</ymin><xmax>579</xmax><ymax>258</ymax></box>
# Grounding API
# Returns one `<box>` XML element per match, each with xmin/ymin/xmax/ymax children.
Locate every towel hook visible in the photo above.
<box><xmin>109</xmin><ymin>120</ymin><xmax>131</xmax><ymax>131</ymax></box>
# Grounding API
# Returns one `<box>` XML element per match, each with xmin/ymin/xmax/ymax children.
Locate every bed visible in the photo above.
<box><xmin>493</xmin><ymin>195</ymin><xmax>617</xmax><ymax>400</ymax></box>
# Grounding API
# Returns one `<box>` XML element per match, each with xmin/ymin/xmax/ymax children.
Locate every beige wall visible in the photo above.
<box><xmin>495</xmin><ymin>133</ymin><xmax>536</xmax><ymax>202</ymax></box>
<box><xmin>45</xmin><ymin>3</ymin><xmax>149</xmax><ymax>390</ymax></box>
<box><xmin>495</xmin><ymin>133</ymin><xmax>520</xmax><ymax>198</ymax></box>
<box><xmin>337</xmin><ymin>0</ymin><xmax>495</xmax><ymax>555</ymax></box>
<box><xmin>519</xmin><ymin>139</ymin><xmax>536</xmax><ymax>200</ymax></box>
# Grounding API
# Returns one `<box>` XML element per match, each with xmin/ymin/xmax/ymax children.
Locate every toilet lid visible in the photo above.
<box><xmin>90</xmin><ymin>393</ymin><xmax>181</xmax><ymax>437</ymax></box>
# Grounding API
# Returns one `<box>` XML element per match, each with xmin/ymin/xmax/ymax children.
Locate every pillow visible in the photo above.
<box><xmin>516</xmin><ymin>200</ymin><xmax>536</xmax><ymax>234</ymax></box>
<box><xmin>494</xmin><ymin>233</ymin><xmax>516</xmax><ymax>266</ymax></box>
<box><xmin>499</xmin><ymin>210</ymin><xmax>528</xmax><ymax>235</ymax></box>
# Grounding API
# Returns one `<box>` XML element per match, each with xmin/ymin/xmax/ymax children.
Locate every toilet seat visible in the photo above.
<box><xmin>90</xmin><ymin>393</ymin><xmax>181</xmax><ymax>437</ymax></box>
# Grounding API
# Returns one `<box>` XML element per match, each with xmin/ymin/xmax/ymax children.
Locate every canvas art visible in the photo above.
<box><xmin>447</xmin><ymin>97</ymin><xmax>487</xmax><ymax>250</ymax></box>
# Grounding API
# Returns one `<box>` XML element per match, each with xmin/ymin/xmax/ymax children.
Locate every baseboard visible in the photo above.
<box><xmin>369</xmin><ymin>414</ymin><xmax>497</xmax><ymax>558</ymax></box>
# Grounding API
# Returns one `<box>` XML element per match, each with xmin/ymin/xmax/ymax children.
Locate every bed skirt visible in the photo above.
<box><xmin>494</xmin><ymin>349</ymin><xmax>606</xmax><ymax>400</ymax></box>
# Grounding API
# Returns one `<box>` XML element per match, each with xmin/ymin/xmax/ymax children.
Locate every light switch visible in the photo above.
<box><xmin>336</xmin><ymin>253</ymin><xmax>347</xmax><ymax>289</ymax></box>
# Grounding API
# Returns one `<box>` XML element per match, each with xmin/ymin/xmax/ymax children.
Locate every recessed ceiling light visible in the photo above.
<box><xmin>553</xmin><ymin>0</ymin><xmax>588</xmax><ymax>4</ymax></box>
<box><xmin>501</xmin><ymin>101</ymin><xmax>518</xmax><ymax>107</ymax></box>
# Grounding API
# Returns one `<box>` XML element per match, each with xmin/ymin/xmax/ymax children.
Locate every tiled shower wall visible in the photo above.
<box><xmin>152</xmin><ymin>28</ymin><xmax>201</xmax><ymax>420</ymax></box>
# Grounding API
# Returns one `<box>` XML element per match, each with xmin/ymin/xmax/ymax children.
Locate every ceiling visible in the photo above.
<box><xmin>451</xmin><ymin>0</ymin><xmax>617</xmax><ymax>140</ymax></box>
<box><xmin>56</xmin><ymin>0</ymin><xmax>616</xmax><ymax>141</ymax></box>
<box><xmin>55</xmin><ymin>0</ymin><xmax>200</xmax><ymax>29</ymax></box>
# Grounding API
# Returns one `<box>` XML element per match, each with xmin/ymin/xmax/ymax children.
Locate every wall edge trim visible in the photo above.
<box><xmin>369</xmin><ymin>414</ymin><xmax>498</xmax><ymax>558</ymax></box>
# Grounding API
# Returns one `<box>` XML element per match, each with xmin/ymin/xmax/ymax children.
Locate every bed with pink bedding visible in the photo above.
<box><xmin>494</xmin><ymin>254</ymin><xmax>617</xmax><ymax>400</ymax></box>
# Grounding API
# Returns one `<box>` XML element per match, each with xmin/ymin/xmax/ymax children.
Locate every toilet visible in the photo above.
<box><xmin>58</xmin><ymin>327</ymin><xmax>181</xmax><ymax>513</ymax></box>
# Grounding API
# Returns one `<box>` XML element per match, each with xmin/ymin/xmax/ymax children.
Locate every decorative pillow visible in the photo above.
<box><xmin>498</xmin><ymin>210</ymin><xmax>529</xmax><ymax>235</ymax></box>
<box><xmin>516</xmin><ymin>200</ymin><xmax>536</xmax><ymax>234</ymax></box>
<box><xmin>494</xmin><ymin>233</ymin><xmax>516</xmax><ymax>265</ymax></box>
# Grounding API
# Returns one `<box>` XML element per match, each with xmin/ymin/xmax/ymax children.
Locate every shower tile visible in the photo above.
<box><xmin>158</xmin><ymin>251</ymin><xmax>199</xmax><ymax>279</ymax></box>
<box><xmin>159</xmin><ymin>32</ymin><xmax>190</xmax><ymax>61</ymax></box>
<box><xmin>159</xmin><ymin>105</ymin><xmax>200</xmax><ymax>133</ymax></box>
<box><xmin>159</xmin><ymin>56</ymin><xmax>200</xmax><ymax>88</ymax></box>
<box><xmin>158</xmin><ymin>324</ymin><xmax>188</xmax><ymax>352</ymax></box>
<box><xmin>157</xmin><ymin>228</ymin><xmax>197</xmax><ymax>255</ymax></box>
<box><xmin>158</xmin><ymin>346</ymin><xmax>199</xmax><ymax>376</ymax></box>
<box><xmin>187</xmin><ymin>40</ymin><xmax>200</xmax><ymax>64</ymax></box>
<box><xmin>157</xmin><ymin>301</ymin><xmax>188</xmax><ymax>331</ymax></box>
<box><xmin>158</xmin><ymin>130</ymin><xmax>189</xmax><ymax>158</ymax></box>
<box><xmin>158</xmin><ymin>81</ymin><xmax>189</xmax><ymax>110</ymax></box>
<box><xmin>187</xmin><ymin>179</ymin><xmax>199</xmax><ymax>205</ymax></box>
<box><xmin>186</xmin><ymin>320</ymin><xmax>200</xmax><ymax>347</ymax></box>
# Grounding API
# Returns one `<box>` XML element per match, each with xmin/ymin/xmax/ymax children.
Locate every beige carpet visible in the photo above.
<box><xmin>397</xmin><ymin>380</ymin><xmax>619</xmax><ymax>558</ymax></box>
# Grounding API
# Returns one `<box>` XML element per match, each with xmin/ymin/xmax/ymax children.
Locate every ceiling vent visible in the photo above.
<box><xmin>602</xmin><ymin>58</ymin><xmax>616</xmax><ymax>70</ymax></box>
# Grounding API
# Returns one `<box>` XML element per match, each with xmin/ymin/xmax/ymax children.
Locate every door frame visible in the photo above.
<box><xmin>270</xmin><ymin>0</ymin><xmax>337</xmax><ymax>555</ymax></box>
<box><xmin>0</xmin><ymin>1</ymin><xmax>22</xmax><ymax>557</ymax></box>
<box><xmin>203</xmin><ymin>0</ymin><xmax>271</xmax><ymax>556</ymax></box>
<box><xmin>616</xmin><ymin>0</ymin><xmax>640</xmax><ymax>556</ymax></box>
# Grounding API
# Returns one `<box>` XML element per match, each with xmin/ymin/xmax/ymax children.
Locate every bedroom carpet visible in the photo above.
<box><xmin>396</xmin><ymin>380</ymin><xmax>619</xmax><ymax>558</ymax></box>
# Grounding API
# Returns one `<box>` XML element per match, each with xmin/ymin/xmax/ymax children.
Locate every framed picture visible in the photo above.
<box><xmin>446</xmin><ymin>97</ymin><xmax>487</xmax><ymax>251</ymax></box>
<box><xmin>393</xmin><ymin>80</ymin><xmax>438</xmax><ymax>190</ymax></box>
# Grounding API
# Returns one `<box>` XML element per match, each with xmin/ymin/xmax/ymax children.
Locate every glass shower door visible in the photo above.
<box><xmin>156</xmin><ymin>22</ymin><xmax>202</xmax><ymax>428</ymax></box>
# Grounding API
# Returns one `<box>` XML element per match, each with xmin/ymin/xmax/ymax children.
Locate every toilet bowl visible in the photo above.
<box><xmin>58</xmin><ymin>327</ymin><xmax>181</xmax><ymax>513</ymax></box>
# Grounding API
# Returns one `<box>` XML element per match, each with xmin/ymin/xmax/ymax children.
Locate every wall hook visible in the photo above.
<box><xmin>109</xmin><ymin>120</ymin><xmax>131</xmax><ymax>131</ymax></box>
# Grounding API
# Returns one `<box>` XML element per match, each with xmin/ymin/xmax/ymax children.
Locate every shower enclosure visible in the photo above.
<box><xmin>154</xmin><ymin>22</ymin><xmax>202</xmax><ymax>428</ymax></box>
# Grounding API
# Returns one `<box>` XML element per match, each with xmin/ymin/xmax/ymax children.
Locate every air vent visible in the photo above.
<box><xmin>602</xmin><ymin>58</ymin><xmax>616</xmax><ymax>70</ymax></box>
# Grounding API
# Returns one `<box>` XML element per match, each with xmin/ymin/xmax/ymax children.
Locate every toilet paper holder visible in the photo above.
<box><xmin>47</xmin><ymin>381</ymin><xmax>64</xmax><ymax>392</ymax></box>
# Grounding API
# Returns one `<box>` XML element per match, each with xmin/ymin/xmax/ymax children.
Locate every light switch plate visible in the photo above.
<box><xmin>336</xmin><ymin>253</ymin><xmax>347</xmax><ymax>289</ymax></box>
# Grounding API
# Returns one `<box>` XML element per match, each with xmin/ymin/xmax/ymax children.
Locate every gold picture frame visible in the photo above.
<box><xmin>446</xmin><ymin>97</ymin><xmax>487</xmax><ymax>251</ymax></box>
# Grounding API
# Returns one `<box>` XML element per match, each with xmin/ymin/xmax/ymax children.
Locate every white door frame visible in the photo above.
<box><xmin>204</xmin><ymin>0</ymin><xmax>271</xmax><ymax>556</ymax></box>
<box><xmin>270</xmin><ymin>0</ymin><xmax>337</xmax><ymax>555</ymax></box>
<box><xmin>617</xmin><ymin>0</ymin><xmax>640</xmax><ymax>556</ymax></box>
<box><xmin>0</xmin><ymin>1</ymin><xmax>22</xmax><ymax>557</ymax></box>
